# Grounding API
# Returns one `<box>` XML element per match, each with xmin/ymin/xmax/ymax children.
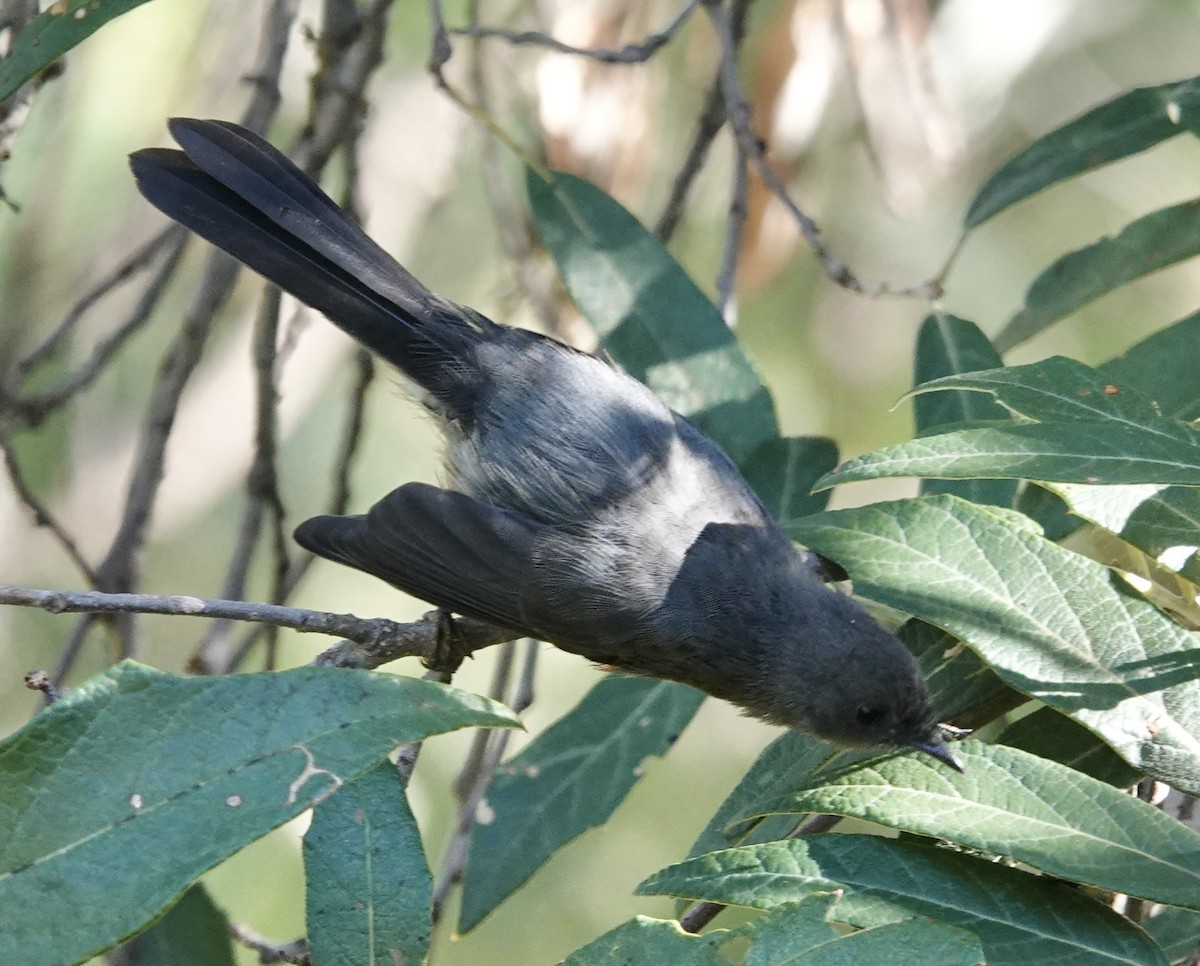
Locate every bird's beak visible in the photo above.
<box><xmin>911</xmin><ymin>739</ymin><xmax>965</xmax><ymax>773</ymax></box>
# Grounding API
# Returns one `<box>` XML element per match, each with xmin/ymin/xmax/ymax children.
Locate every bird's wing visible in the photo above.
<box><xmin>295</xmin><ymin>482</ymin><xmax>552</xmax><ymax>638</ymax></box>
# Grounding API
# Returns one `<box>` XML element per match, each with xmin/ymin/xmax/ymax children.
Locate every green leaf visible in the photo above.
<box><xmin>687</xmin><ymin>621</ymin><xmax>1010</xmax><ymax>864</ymax></box>
<box><xmin>1100</xmin><ymin>309</ymin><xmax>1200</xmax><ymax>420</ymax></box>
<box><xmin>559</xmin><ymin>916</ymin><xmax>727</xmax><ymax>965</ymax></box>
<box><xmin>685</xmin><ymin>731</ymin><xmax>848</xmax><ymax>861</ymax></box>
<box><xmin>790</xmin><ymin>495</ymin><xmax>1200</xmax><ymax>795</ymax></box>
<box><xmin>745</xmin><ymin>902</ymin><xmax>985</xmax><ymax>966</ymax></box>
<box><xmin>459</xmin><ymin>677</ymin><xmax>704</xmax><ymax>932</ymax></box>
<box><xmin>823</xmin><ymin>357</ymin><xmax>1200</xmax><ymax>488</ymax></box>
<box><xmin>303</xmin><ymin>763</ymin><xmax>431</xmax><ymax>966</ymax></box>
<box><xmin>0</xmin><ymin>661</ymin><xmax>515</xmax><ymax>966</ymax></box>
<box><xmin>1016</xmin><ymin>481</ymin><xmax>1083</xmax><ymax>541</ymax></box>
<box><xmin>742</xmin><ymin>435</ymin><xmax>839</xmax><ymax>530</ymax></box>
<box><xmin>1046</xmin><ymin>482</ymin><xmax>1200</xmax><ymax>582</ymax></box>
<box><xmin>526</xmin><ymin>168</ymin><xmax>777</xmax><ymax>464</ymax></box>
<box><xmin>912</xmin><ymin>356</ymin><xmax>1162</xmax><ymax>423</ymax></box>
<box><xmin>639</xmin><ymin>835</ymin><xmax>1167</xmax><ymax>966</ymax></box>
<box><xmin>746</xmin><ymin>740</ymin><xmax>1200</xmax><ymax>909</ymax></box>
<box><xmin>122</xmin><ymin>885</ymin><xmax>235</xmax><ymax>966</ymax></box>
<box><xmin>996</xmin><ymin>199</ymin><xmax>1200</xmax><ymax>351</ymax></box>
<box><xmin>820</xmin><ymin>421</ymin><xmax>1200</xmax><ymax>488</ymax></box>
<box><xmin>900</xmin><ymin>621</ymin><xmax>1014</xmax><ymax>728</ymax></box>
<box><xmin>1144</xmin><ymin>906</ymin><xmax>1200</xmax><ymax>963</ymax></box>
<box><xmin>997</xmin><ymin>706</ymin><xmax>1140</xmax><ymax>787</ymax></box>
<box><xmin>965</xmin><ymin>77</ymin><xmax>1200</xmax><ymax>228</ymax></box>
<box><xmin>913</xmin><ymin>313</ymin><xmax>1016</xmax><ymax>507</ymax></box>
<box><xmin>0</xmin><ymin>0</ymin><xmax>160</xmax><ymax>103</ymax></box>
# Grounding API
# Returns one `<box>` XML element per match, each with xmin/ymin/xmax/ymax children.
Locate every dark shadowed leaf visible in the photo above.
<box><xmin>997</xmin><ymin>706</ymin><xmax>1140</xmax><ymax>787</ymax></box>
<box><xmin>122</xmin><ymin>885</ymin><xmax>234</xmax><ymax>966</ymax></box>
<box><xmin>459</xmin><ymin>677</ymin><xmax>704</xmax><ymax>932</ymax></box>
<box><xmin>965</xmin><ymin>76</ymin><xmax>1200</xmax><ymax>228</ymax></box>
<box><xmin>1144</xmin><ymin>906</ymin><xmax>1200</xmax><ymax>963</ymax></box>
<box><xmin>742</xmin><ymin>435</ymin><xmax>839</xmax><ymax>530</ymax></box>
<box><xmin>304</xmin><ymin>763</ymin><xmax>432</xmax><ymax>966</ymax></box>
<box><xmin>996</xmin><ymin>199</ymin><xmax>1200</xmax><ymax>350</ymax></box>
<box><xmin>1100</xmin><ymin>309</ymin><xmax>1200</xmax><ymax>420</ymax></box>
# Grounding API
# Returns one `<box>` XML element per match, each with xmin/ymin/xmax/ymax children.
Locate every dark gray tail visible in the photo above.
<box><xmin>130</xmin><ymin>118</ymin><xmax>495</xmax><ymax>414</ymax></box>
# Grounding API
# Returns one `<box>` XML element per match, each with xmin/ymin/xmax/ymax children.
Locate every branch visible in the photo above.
<box><xmin>0</xmin><ymin>584</ymin><xmax>519</xmax><ymax>668</ymax></box>
<box><xmin>0</xmin><ymin>432</ymin><xmax>96</xmax><ymax>583</ymax></box>
<box><xmin>229</xmin><ymin>924</ymin><xmax>309</xmax><ymax>965</ymax></box>
<box><xmin>448</xmin><ymin>0</ymin><xmax>700</xmax><ymax>64</ymax></box>
<box><xmin>702</xmin><ymin>0</ymin><xmax>940</xmax><ymax>300</ymax></box>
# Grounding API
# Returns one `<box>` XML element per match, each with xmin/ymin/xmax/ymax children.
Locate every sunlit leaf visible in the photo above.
<box><xmin>913</xmin><ymin>313</ymin><xmax>1015</xmax><ymax>507</ymax></box>
<box><xmin>744</xmin><ymin>902</ymin><xmax>985</xmax><ymax>966</ymax></box>
<box><xmin>560</xmin><ymin>916</ymin><xmax>727</xmax><ymax>965</ymax></box>
<box><xmin>791</xmin><ymin>495</ymin><xmax>1200</xmax><ymax>794</ymax></box>
<box><xmin>526</xmin><ymin>168</ymin><xmax>777</xmax><ymax>464</ymax></box>
<box><xmin>821</xmin><ymin>358</ymin><xmax>1200</xmax><ymax>488</ymax></box>
<box><xmin>0</xmin><ymin>661</ymin><xmax>514</xmax><ymax>966</ymax></box>
<box><xmin>746</xmin><ymin>741</ymin><xmax>1199</xmax><ymax>909</ymax></box>
<box><xmin>638</xmin><ymin>835</ymin><xmax>1166</xmax><ymax>966</ymax></box>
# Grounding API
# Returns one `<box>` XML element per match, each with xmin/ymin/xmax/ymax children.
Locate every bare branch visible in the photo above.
<box><xmin>0</xmin><ymin>432</ymin><xmax>96</xmax><ymax>583</ymax></box>
<box><xmin>716</xmin><ymin>145</ymin><xmax>748</xmax><ymax>322</ymax></box>
<box><xmin>0</xmin><ymin>583</ymin><xmax>519</xmax><ymax>666</ymax></box>
<box><xmin>448</xmin><ymin>1</ymin><xmax>700</xmax><ymax>65</ymax></box>
<box><xmin>6</xmin><ymin>225</ymin><xmax>184</xmax><ymax>390</ymax></box>
<box><xmin>90</xmin><ymin>0</ymin><xmax>301</xmax><ymax>660</ymax></box>
<box><xmin>654</xmin><ymin>0</ymin><xmax>753</xmax><ymax>243</ymax></box>
<box><xmin>229</xmin><ymin>924</ymin><xmax>309</xmax><ymax>965</ymax></box>
<box><xmin>23</xmin><ymin>669</ymin><xmax>61</xmax><ymax>704</ymax></box>
<box><xmin>703</xmin><ymin>0</ymin><xmax>940</xmax><ymax>300</ymax></box>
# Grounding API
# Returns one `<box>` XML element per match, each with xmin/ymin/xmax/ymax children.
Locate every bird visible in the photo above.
<box><xmin>129</xmin><ymin>118</ymin><xmax>961</xmax><ymax>770</ymax></box>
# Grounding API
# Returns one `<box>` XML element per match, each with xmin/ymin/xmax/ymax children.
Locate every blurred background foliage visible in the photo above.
<box><xmin>3</xmin><ymin>0</ymin><xmax>1200</xmax><ymax>962</ymax></box>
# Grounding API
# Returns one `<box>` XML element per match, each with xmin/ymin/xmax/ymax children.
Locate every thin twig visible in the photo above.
<box><xmin>702</xmin><ymin>0</ymin><xmax>939</xmax><ymax>300</ymax></box>
<box><xmin>654</xmin><ymin>0</ymin><xmax>754</xmax><ymax>243</ymax></box>
<box><xmin>224</xmin><ymin>348</ymin><xmax>376</xmax><ymax>672</ymax></box>
<box><xmin>0</xmin><ymin>432</ymin><xmax>96</xmax><ymax>583</ymax></box>
<box><xmin>83</xmin><ymin>0</ymin><xmax>300</xmax><ymax>668</ymax></box>
<box><xmin>8</xmin><ymin>224</ymin><xmax>183</xmax><ymax>385</ymax></box>
<box><xmin>1</xmin><ymin>583</ymin><xmax>518</xmax><ymax>666</ymax></box>
<box><xmin>429</xmin><ymin>639</ymin><xmax>539</xmax><ymax>927</ymax></box>
<box><xmin>23</xmin><ymin>669</ymin><xmax>61</xmax><ymax>704</ymax></box>
<box><xmin>716</xmin><ymin>145</ymin><xmax>748</xmax><ymax>322</ymax></box>
<box><xmin>229</xmin><ymin>923</ymin><xmax>309</xmax><ymax>965</ymax></box>
<box><xmin>449</xmin><ymin>0</ymin><xmax>700</xmax><ymax>65</ymax></box>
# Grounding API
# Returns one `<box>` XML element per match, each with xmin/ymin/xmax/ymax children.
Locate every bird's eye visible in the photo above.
<box><xmin>856</xmin><ymin>705</ymin><xmax>884</xmax><ymax>726</ymax></box>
